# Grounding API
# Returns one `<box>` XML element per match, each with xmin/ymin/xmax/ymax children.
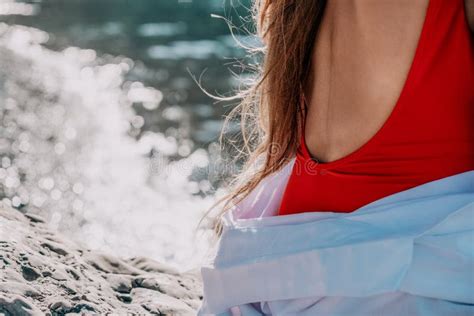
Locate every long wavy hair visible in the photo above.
<box><xmin>196</xmin><ymin>0</ymin><xmax>327</xmax><ymax>240</ymax></box>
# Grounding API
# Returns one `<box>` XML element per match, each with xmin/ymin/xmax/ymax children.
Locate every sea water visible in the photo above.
<box><xmin>0</xmin><ymin>0</ymin><xmax>255</xmax><ymax>272</ymax></box>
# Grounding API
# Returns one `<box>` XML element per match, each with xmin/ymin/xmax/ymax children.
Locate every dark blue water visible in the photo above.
<box><xmin>0</xmin><ymin>0</ymin><xmax>257</xmax><ymax>269</ymax></box>
<box><xmin>1</xmin><ymin>0</ymin><xmax>254</xmax><ymax>145</ymax></box>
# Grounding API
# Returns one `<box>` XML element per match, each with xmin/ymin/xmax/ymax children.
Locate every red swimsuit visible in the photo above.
<box><xmin>278</xmin><ymin>0</ymin><xmax>474</xmax><ymax>216</ymax></box>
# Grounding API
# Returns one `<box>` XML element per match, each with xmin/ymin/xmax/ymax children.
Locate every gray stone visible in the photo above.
<box><xmin>0</xmin><ymin>200</ymin><xmax>203</xmax><ymax>315</ymax></box>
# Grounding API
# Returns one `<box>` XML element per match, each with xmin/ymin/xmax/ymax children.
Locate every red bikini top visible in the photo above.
<box><xmin>278</xmin><ymin>0</ymin><xmax>474</xmax><ymax>216</ymax></box>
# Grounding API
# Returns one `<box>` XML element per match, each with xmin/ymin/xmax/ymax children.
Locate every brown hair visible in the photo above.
<box><xmin>196</xmin><ymin>0</ymin><xmax>327</xmax><ymax>240</ymax></box>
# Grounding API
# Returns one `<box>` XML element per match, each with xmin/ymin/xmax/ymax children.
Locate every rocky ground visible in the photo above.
<box><xmin>0</xmin><ymin>203</ymin><xmax>204</xmax><ymax>315</ymax></box>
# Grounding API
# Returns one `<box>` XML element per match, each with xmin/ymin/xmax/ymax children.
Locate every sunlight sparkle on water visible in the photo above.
<box><xmin>0</xmin><ymin>24</ymin><xmax>219</xmax><ymax>272</ymax></box>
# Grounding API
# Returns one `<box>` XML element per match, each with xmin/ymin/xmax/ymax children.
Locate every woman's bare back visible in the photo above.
<box><xmin>304</xmin><ymin>0</ymin><xmax>430</xmax><ymax>163</ymax></box>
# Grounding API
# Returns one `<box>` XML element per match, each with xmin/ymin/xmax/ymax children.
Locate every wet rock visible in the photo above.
<box><xmin>60</xmin><ymin>282</ymin><xmax>78</xmax><ymax>295</ymax></box>
<box><xmin>65</xmin><ymin>268</ymin><xmax>81</xmax><ymax>281</ymax></box>
<box><xmin>21</xmin><ymin>266</ymin><xmax>41</xmax><ymax>281</ymax></box>
<box><xmin>131</xmin><ymin>288</ymin><xmax>195</xmax><ymax>315</ymax></box>
<box><xmin>116</xmin><ymin>293</ymin><xmax>133</xmax><ymax>304</ymax></box>
<box><xmin>104</xmin><ymin>274</ymin><xmax>133</xmax><ymax>293</ymax></box>
<box><xmin>0</xmin><ymin>294</ymin><xmax>43</xmax><ymax>316</ymax></box>
<box><xmin>0</xmin><ymin>202</ymin><xmax>203</xmax><ymax>314</ymax></box>
<box><xmin>48</xmin><ymin>299</ymin><xmax>96</xmax><ymax>315</ymax></box>
<box><xmin>49</xmin><ymin>299</ymin><xmax>73</xmax><ymax>313</ymax></box>
<box><xmin>127</xmin><ymin>256</ymin><xmax>180</xmax><ymax>275</ymax></box>
<box><xmin>23</xmin><ymin>213</ymin><xmax>46</xmax><ymax>224</ymax></box>
<box><xmin>0</xmin><ymin>282</ymin><xmax>40</xmax><ymax>298</ymax></box>
<box><xmin>41</xmin><ymin>241</ymin><xmax>68</xmax><ymax>256</ymax></box>
<box><xmin>49</xmin><ymin>268</ymin><xmax>69</xmax><ymax>281</ymax></box>
<box><xmin>84</xmin><ymin>252</ymin><xmax>143</xmax><ymax>276</ymax></box>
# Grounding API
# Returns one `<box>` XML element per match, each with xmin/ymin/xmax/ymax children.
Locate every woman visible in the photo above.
<box><xmin>198</xmin><ymin>0</ymin><xmax>474</xmax><ymax>315</ymax></box>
